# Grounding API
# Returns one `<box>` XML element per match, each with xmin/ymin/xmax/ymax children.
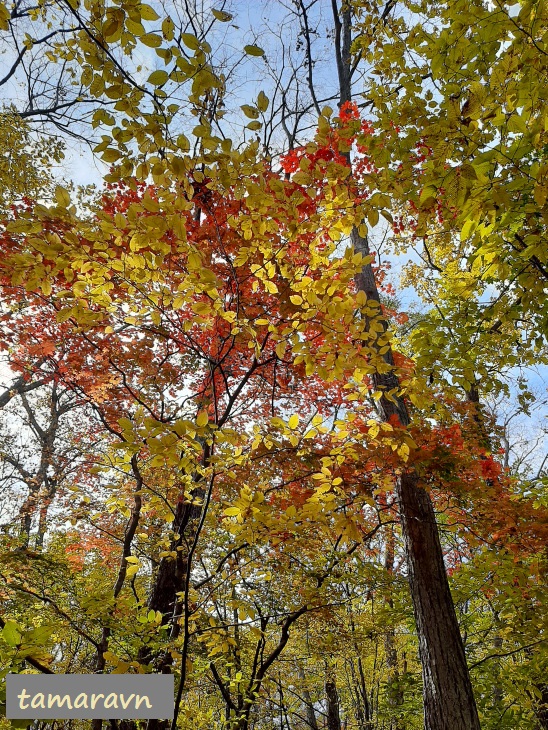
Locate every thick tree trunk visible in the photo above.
<box><xmin>326</xmin><ymin>676</ymin><xmax>342</xmax><ymax>730</ymax></box>
<box><xmin>19</xmin><ymin>492</ymin><xmax>36</xmax><ymax>547</ymax></box>
<box><xmin>397</xmin><ymin>472</ymin><xmax>481</xmax><ymax>730</ymax></box>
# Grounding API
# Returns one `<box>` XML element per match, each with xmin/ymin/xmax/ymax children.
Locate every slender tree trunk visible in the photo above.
<box><xmin>346</xmin><ymin>596</ymin><xmax>373</xmax><ymax>730</ymax></box>
<box><xmin>491</xmin><ymin>634</ymin><xmax>503</xmax><ymax>711</ymax></box>
<box><xmin>36</xmin><ymin>497</ymin><xmax>52</xmax><ymax>549</ymax></box>
<box><xmin>384</xmin><ymin>523</ymin><xmax>404</xmax><ymax>729</ymax></box>
<box><xmin>138</xmin><ymin>488</ymin><xmax>204</xmax><ymax>730</ymax></box>
<box><xmin>297</xmin><ymin>665</ymin><xmax>319</xmax><ymax>730</ymax></box>
<box><xmin>19</xmin><ymin>493</ymin><xmax>36</xmax><ymax>547</ymax></box>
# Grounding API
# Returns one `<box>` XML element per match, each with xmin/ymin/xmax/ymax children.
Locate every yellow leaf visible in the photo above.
<box><xmin>103</xmin><ymin>12</ymin><xmax>124</xmax><ymax>41</ymax></box>
<box><xmin>102</xmin><ymin>148</ymin><xmax>121</xmax><ymax>163</ymax></box>
<box><xmin>126</xmin><ymin>17</ymin><xmax>145</xmax><ymax>35</ymax></box>
<box><xmin>288</xmin><ymin>414</ymin><xmax>299</xmax><ymax>430</ymax></box>
<box><xmin>7</xmin><ymin>219</ymin><xmax>33</xmax><ymax>233</ymax></box>
<box><xmin>0</xmin><ymin>3</ymin><xmax>10</xmax><ymax>30</ymax></box>
<box><xmin>148</xmin><ymin>70</ymin><xmax>168</xmax><ymax>85</ymax></box>
<box><xmin>367</xmin><ymin>209</ymin><xmax>379</xmax><ymax>227</ymax></box>
<box><xmin>212</xmin><ymin>8</ymin><xmax>233</xmax><ymax>21</ymax></box>
<box><xmin>257</xmin><ymin>91</ymin><xmax>269</xmax><ymax>112</ymax></box>
<box><xmin>176</xmin><ymin>134</ymin><xmax>190</xmax><ymax>151</ymax></box>
<box><xmin>141</xmin><ymin>33</ymin><xmax>162</xmax><ymax>48</ymax></box>
<box><xmin>138</xmin><ymin>3</ymin><xmax>159</xmax><ymax>21</ymax></box>
<box><xmin>161</xmin><ymin>17</ymin><xmax>175</xmax><ymax>40</ymax></box>
<box><xmin>534</xmin><ymin>184</ymin><xmax>547</xmax><ymax>208</ymax></box>
<box><xmin>244</xmin><ymin>44</ymin><xmax>265</xmax><ymax>57</ymax></box>
<box><xmin>181</xmin><ymin>33</ymin><xmax>200</xmax><ymax>50</ymax></box>
<box><xmin>41</xmin><ymin>280</ymin><xmax>52</xmax><ymax>296</ymax></box>
<box><xmin>192</xmin><ymin>301</ymin><xmax>211</xmax><ymax>315</ymax></box>
<box><xmin>398</xmin><ymin>442</ymin><xmax>410</xmax><ymax>461</ymax></box>
<box><xmin>196</xmin><ymin>410</ymin><xmax>209</xmax><ymax>427</ymax></box>
<box><xmin>55</xmin><ymin>186</ymin><xmax>71</xmax><ymax>207</ymax></box>
<box><xmin>241</xmin><ymin>104</ymin><xmax>259</xmax><ymax>119</ymax></box>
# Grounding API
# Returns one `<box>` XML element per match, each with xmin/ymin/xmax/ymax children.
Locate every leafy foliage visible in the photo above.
<box><xmin>0</xmin><ymin>1</ymin><xmax>547</xmax><ymax>729</ymax></box>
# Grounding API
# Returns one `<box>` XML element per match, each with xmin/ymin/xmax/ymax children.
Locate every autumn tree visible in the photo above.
<box><xmin>1</xmin><ymin>2</ymin><xmax>547</xmax><ymax>730</ymax></box>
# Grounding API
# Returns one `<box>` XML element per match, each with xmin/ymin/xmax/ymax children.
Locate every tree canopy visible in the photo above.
<box><xmin>0</xmin><ymin>2</ymin><xmax>547</xmax><ymax>730</ymax></box>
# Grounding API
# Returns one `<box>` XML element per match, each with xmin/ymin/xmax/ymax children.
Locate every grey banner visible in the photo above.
<box><xmin>6</xmin><ymin>674</ymin><xmax>174</xmax><ymax>720</ymax></box>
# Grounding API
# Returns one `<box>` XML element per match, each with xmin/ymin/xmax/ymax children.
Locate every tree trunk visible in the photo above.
<box><xmin>326</xmin><ymin>676</ymin><xmax>342</xmax><ymax>730</ymax></box>
<box><xmin>397</xmin><ymin>471</ymin><xmax>481</xmax><ymax>729</ymax></box>
<box><xmin>297</xmin><ymin>665</ymin><xmax>319</xmax><ymax>730</ymax></box>
<box><xmin>384</xmin><ymin>523</ymin><xmax>404</xmax><ymax>729</ymax></box>
<box><xmin>491</xmin><ymin>634</ymin><xmax>503</xmax><ymax>711</ymax></box>
<box><xmin>326</xmin><ymin>4</ymin><xmax>482</xmax><ymax>724</ymax></box>
<box><xmin>350</xmin><ymin>226</ymin><xmax>482</xmax><ymax>730</ymax></box>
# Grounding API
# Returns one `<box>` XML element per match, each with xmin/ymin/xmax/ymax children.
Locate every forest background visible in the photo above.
<box><xmin>0</xmin><ymin>1</ymin><xmax>547</xmax><ymax>729</ymax></box>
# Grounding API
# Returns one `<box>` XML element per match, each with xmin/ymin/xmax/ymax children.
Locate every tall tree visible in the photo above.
<box><xmin>323</xmin><ymin>3</ymin><xmax>482</xmax><ymax>728</ymax></box>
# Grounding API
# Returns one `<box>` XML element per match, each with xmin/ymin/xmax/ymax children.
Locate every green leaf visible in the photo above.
<box><xmin>244</xmin><ymin>45</ymin><xmax>265</xmax><ymax>57</ymax></box>
<box><xmin>181</xmin><ymin>33</ymin><xmax>200</xmax><ymax>50</ymax></box>
<box><xmin>2</xmin><ymin>621</ymin><xmax>22</xmax><ymax>647</ymax></box>
<box><xmin>257</xmin><ymin>91</ymin><xmax>269</xmax><ymax>112</ymax></box>
<box><xmin>212</xmin><ymin>8</ymin><xmax>233</xmax><ymax>21</ymax></box>
<box><xmin>148</xmin><ymin>70</ymin><xmax>169</xmax><ymax>86</ymax></box>
<box><xmin>138</xmin><ymin>3</ymin><xmax>160</xmax><ymax>21</ymax></box>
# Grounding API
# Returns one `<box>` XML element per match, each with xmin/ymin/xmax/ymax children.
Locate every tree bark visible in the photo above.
<box><xmin>297</xmin><ymin>665</ymin><xmax>319</xmax><ymax>730</ymax></box>
<box><xmin>397</xmin><ymin>471</ymin><xmax>481</xmax><ymax>730</ymax></box>
<box><xmin>384</xmin><ymin>523</ymin><xmax>404</xmax><ymax>729</ymax></box>
<box><xmin>326</xmin><ymin>676</ymin><xmax>342</xmax><ymax>730</ymax></box>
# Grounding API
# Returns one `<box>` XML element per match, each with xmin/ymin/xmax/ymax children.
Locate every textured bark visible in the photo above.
<box><xmin>298</xmin><ymin>665</ymin><xmax>319</xmax><ymax>730</ymax></box>
<box><xmin>397</xmin><ymin>471</ymin><xmax>481</xmax><ymax>730</ymax></box>
<box><xmin>384</xmin><ymin>524</ymin><xmax>404</xmax><ymax>729</ymax></box>
<box><xmin>136</xmin><ymin>488</ymin><xmax>204</xmax><ymax>730</ymax></box>
<box><xmin>326</xmin><ymin>677</ymin><xmax>342</xmax><ymax>730</ymax></box>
